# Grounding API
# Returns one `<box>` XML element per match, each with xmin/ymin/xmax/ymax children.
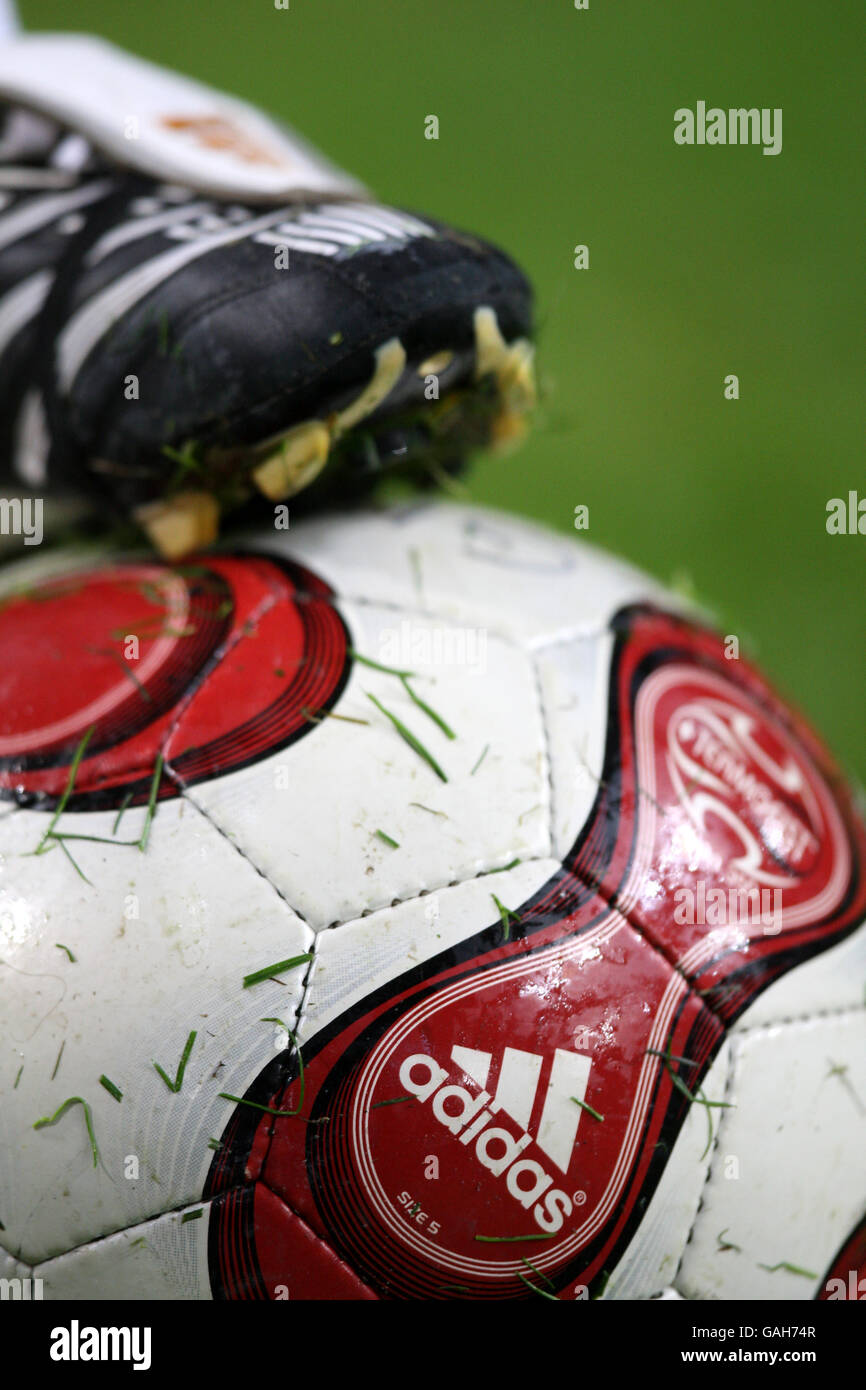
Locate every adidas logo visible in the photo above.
<box><xmin>398</xmin><ymin>1044</ymin><xmax>593</xmax><ymax>1233</ymax></box>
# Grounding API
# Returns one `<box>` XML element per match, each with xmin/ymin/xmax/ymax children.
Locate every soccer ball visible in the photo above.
<box><xmin>1</xmin><ymin>501</ymin><xmax>864</xmax><ymax>1301</ymax></box>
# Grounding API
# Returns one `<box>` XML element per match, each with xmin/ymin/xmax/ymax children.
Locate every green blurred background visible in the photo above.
<box><xmin>17</xmin><ymin>0</ymin><xmax>866</xmax><ymax>780</ymax></box>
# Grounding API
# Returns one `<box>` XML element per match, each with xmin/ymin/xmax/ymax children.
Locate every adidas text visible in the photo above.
<box><xmin>399</xmin><ymin>1052</ymin><xmax>575</xmax><ymax>1233</ymax></box>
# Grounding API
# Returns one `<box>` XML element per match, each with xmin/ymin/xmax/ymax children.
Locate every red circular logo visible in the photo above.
<box><xmin>0</xmin><ymin>553</ymin><xmax>350</xmax><ymax>809</ymax></box>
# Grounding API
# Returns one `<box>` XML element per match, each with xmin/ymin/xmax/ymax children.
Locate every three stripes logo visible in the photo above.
<box><xmin>448</xmin><ymin>1044</ymin><xmax>592</xmax><ymax>1173</ymax></box>
<box><xmin>164</xmin><ymin>199</ymin><xmax>434</xmax><ymax>259</ymax></box>
<box><xmin>398</xmin><ymin>1043</ymin><xmax>594</xmax><ymax>1232</ymax></box>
